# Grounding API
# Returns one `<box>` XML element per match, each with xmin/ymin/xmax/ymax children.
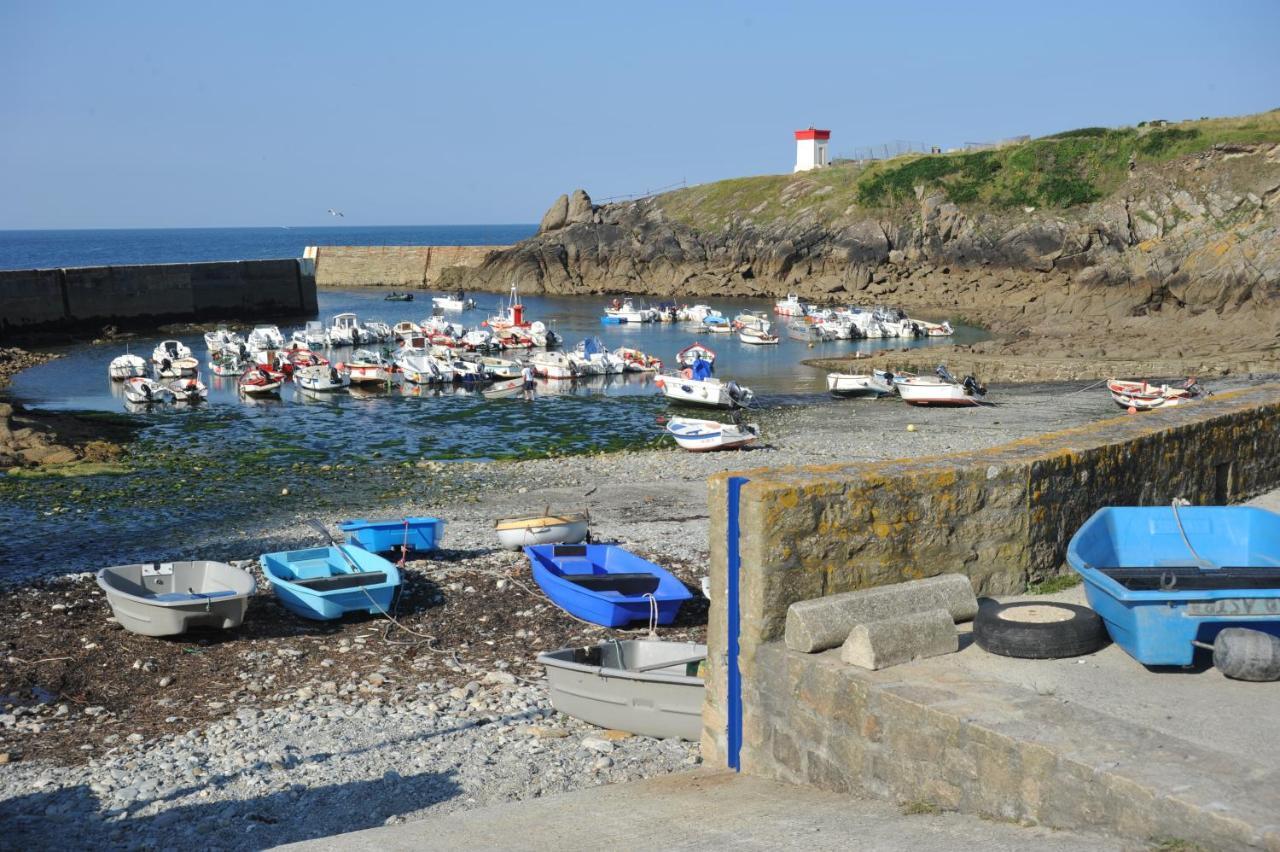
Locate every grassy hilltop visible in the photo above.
<box><xmin>656</xmin><ymin>110</ymin><xmax>1280</xmax><ymax>228</ymax></box>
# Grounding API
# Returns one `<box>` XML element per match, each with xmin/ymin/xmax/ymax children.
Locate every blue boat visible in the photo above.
<box><xmin>1067</xmin><ymin>506</ymin><xmax>1280</xmax><ymax>666</ymax></box>
<box><xmin>259</xmin><ymin>545</ymin><xmax>401</xmax><ymax>621</ymax></box>
<box><xmin>524</xmin><ymin>543</ymin><xmax>693</xmax><ymax>628</ymax></box>
<box><xmin>338</xmin><ymin>516</ymin><xmax>444</xmax><ymax>555</ymax></box>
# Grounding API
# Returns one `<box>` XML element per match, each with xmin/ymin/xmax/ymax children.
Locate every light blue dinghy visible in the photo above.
<box><xmin>260</xmin><ymin>538</ymin><xmax>401</xmax><ymax>621</ymax></box>
<box><xmin>1068</xmin><ymin>505</ymin><xmax>1280</xmax><ymax>666</ymax></box>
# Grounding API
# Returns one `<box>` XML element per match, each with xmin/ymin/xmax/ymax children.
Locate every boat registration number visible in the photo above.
<box><xmin>1186</xmin><ymin>598</ymin><xmax>1280</xmax><ymax>616</ymax></box>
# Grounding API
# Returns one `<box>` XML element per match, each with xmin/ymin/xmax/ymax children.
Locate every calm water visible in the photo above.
<box><xmin>0</xmin><ymin>225</ymin><xmax>536</xmax><ymax>270</ymax></box>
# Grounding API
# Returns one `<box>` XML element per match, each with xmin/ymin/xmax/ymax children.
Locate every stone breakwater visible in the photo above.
<box><xmin>448</xmin><ymin>143</ymin><xmax>1280</xmax><ymax>371</ymax></box>
<box><xmin>309</xmin><ymin>245</ymin><xmax>505</xmax><ymax>290</ymax></box>
<box><xmin>0</xmin><ymin>259</ymin><xmax>317</xmax><ymax>338</ymax></box>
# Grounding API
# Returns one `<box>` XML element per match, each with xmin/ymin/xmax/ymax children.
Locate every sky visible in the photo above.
<box><xmin>1</xmin><ymin>0</ymin><xmax>1277</xmax><ymax>230</ymax></box>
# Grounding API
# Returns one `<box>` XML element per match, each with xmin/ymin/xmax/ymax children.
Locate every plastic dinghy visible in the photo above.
<box><xmin>259</xmin><ymin>545</ymin><xmax>401</xmax><ymax>621</ymax></box>
<box><xmin>538</xmin><ymin>640</ymin><xmax>706</xmax><ymax>739</ymax></box>
<box><xmin>524</xmin><ymin>543</ymin><xmax>692</xmax><ymax>627</ymax></box>
<box><xmin>96</xmin><ymin>561</ymin><xmax>255</xmax><ymax>637</ymax></box>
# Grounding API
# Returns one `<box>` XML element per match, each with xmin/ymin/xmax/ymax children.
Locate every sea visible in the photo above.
<box><xmin>0</xmin><ymin>224</ymin><xmax>537</xmax><ymax>271</ymax></box>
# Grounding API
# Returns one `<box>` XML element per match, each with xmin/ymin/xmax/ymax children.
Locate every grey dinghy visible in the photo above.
<box><xmin>97</xmin><ymin>561</ymin><xmax>256</xmax><ymax>637</ymax></box>
<box><xmin>537</xmin><ymin>640</ymin><xmax>706</xmax><ymax>739</ymax></box>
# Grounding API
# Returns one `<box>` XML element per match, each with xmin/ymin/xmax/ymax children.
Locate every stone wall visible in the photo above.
<box><xmin>311</xmin><ymin>245</ymin><xmax>505</xmax><ymax>289</ymax></box>
<box><xmin>701</xmin><ymin>384</ymin><xmax>1280</xmax><ymax>768</ymax></box>
<box><xmin>0</xmin><ymin>259</ymin><xmax>316</xmax><ymax>336</ymax></box>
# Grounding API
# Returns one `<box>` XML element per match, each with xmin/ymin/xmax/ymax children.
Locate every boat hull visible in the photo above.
<box><xmin>96</xmin><ymin>561</ymin><xmax>255</xmax><ymax>637</ymax></box>
<box><xmin>260</xmin><ymin>545</ymin><xmax>401</xmax><ymax>621</ymax></box>
<box><xmin>827</xmin><ymin>373</ymin><xmax>893</xmax><ymax>397</ymax></box>
<box><xmin>666</xmin><ymin>417</ymin><xmax>759</xmax><ymax>451</ymax></box>
<box><xmin>495</xmin><ymin>514</ymin><xmax>589</xmax><ymax>550</ymax></box>
<box><xmin>896</xmin><ymin>380</ymin><xmax>985</xmax><ymax>406</ymax></box>
<box><xmin>525</xmin><ymin>543</ymin><xmax>692</xmax><ymax>628</ymax></box>
<box><xmin>340</xmin><ymin>516</ymin><xmax>444</xmax><ymax>555</ymax></box>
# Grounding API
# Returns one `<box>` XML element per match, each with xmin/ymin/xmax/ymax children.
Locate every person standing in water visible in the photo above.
<box><xmin>521</xmin><ymin>363</ymin><xmax>537</xmax><ymax>400</ymax></box>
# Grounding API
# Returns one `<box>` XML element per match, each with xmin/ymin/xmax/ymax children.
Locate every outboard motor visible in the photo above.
<box><xmin>935</xmin><ymin>364</ymin><xmax>957</xmax><ymax>385</ymax></box>
<box><xmin>962</xmin><ymin>375</ymin><xmax>986</xmax><ymax>396</ymax></box>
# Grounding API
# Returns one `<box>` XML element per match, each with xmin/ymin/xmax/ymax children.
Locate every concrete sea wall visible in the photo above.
<box><xmin>701</xmin><ymin>385</ymin><xmax>1280</xmax><ymax>846</ymax></box>
<box><xmin>309</xmin><ymin>245</ymin><xmax>505</xmax><ymax>290</ymax></box>
<box><xmin>0</xmin><ymin>259</ymin><xmax>316</xmax><ymax>337</ymax></box>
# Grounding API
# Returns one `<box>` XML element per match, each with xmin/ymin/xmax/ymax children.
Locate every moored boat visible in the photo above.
<box><xmin>238</xmin><ymin>365</ymin><xmax>285</xmax><ymax>396</ymax></box>
<box><xmin>432</xmin><ymin>291</ymin><xmax>474</xmax><ymax>311</ymax></box>
<box><xmin>385</xmin><ymin>291</ymin><xmax>415</xmax><ymax>302</ymax></box>
<box><xmin>295</xmin><ymin>363</ymin><xmax>349</xmax><ymax>392</ymax></box>
<box><xmin>666</xmin><ymin>416</ymin><xmax>759</xmax><ymax>451</ymax></box>
<box><xmin>167</xmin><ymin>375</ymin><xmax>208</xmax><ymax>403</ymax></box>
<box><xmin>774</xmin><ymin>293</ymin><xmax>806</xmax><ymax>316</ymax></box>
<box><xmin>1107</xmin><ymin>378</ymin><xmax>1204</xmax><ymax>410</ymax></box>
<box><xmin>524</xmin><ymin>543</ymin><xmax>692</xmax><ymax>627</ymax></box>
<box><xmin>738</xmin><ymin>326</ymin><xmax>779</xmax><ymax>345</ymax></box>
<box><xmin>529</xmin><ymin>350</ymin><xmax>576</xmax><ymax>380</ymax></box>
<box><xmin>655</xmin><ymin>374</ymin><xmax>754</xmax><ymax>408</ymax></box>
<box><xmin>108</xmin><ymin>352</ymin><xmax>147</xmax><ymax>380</ymax></box>
<box><xmin>896</xmin><ymin>366</ymin><xmax>986</xmax><ymax>406</ymax></box>
<box><xmin>494</xmin><ymin>511</ymin><xmax>590</xmax><ymax>550</ymax></box>
<box><xmin>344</xmin><ymin>349</ymin><xmax>392</xmax><ymax>385</ymax></box>
<box><xmin>122</xmin><ymin>377</ymin><xmax>174</xmax><ymax>405</ymax></box>
<box><xmin>614</xmin><ymin>347</ymin><xmax>662</xmax><ymax>372</ymax></box>
<box><xmin>827</xmin><ymin>371</ymin><xmax>895</xmax><ymax>397</ymax></box>
<box><xmin>674</xmin><ymin>343</ymin><xmax>716</xmax><ymax>368</ymax></box>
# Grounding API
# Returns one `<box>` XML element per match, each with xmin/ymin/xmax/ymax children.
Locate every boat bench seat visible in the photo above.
<box><xmin>1099</xmin><ymin>566</ymin><xmax>1280</xmax><ymax>590</ymax></box>
<box><xmin>290</xmin><ymin>572</ymin><xmax>389</xmax><ymax>591</ymax></box>
<box><xmin>564</xmin><ymin>572</ymin><xmax>660</xmax><ymax>596</ymax></box>
<box><xmin>150</xmin><ymin>590</ymin><xmax>238</xmax><ymax>603</ymax></box>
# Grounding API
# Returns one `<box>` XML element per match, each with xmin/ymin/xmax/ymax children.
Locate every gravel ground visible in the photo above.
<box><xmin>0</xmin><ymin>378</ymin><xmax>1247</xmax><ymax>850</ymax></box>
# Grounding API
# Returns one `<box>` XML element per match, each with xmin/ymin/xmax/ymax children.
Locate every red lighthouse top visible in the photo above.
<box><xmin>794</xmin><ymin>128</ymin><xmax>830</xmax><ymax>141</ymax></box>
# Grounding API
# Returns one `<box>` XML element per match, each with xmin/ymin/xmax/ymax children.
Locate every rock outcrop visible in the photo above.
<box><xmin>461</xmin><ymin>143</ymin><xmax>1280</xmax><ymax>368</ymax></box>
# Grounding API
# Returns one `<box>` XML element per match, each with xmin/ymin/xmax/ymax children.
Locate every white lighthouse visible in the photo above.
<box><xmin>794</xmin><ymin>127</ymin><xmax>831</xmax><ymax>172</ymax></box>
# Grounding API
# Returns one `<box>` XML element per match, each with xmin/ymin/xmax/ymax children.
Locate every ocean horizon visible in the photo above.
<box><xmin>0</xmin><ymin>224</ymin><xmax>537</xmax><ymax>271</ymax></box>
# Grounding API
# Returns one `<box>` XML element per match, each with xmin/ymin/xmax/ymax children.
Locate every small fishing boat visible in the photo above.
<box><xmin>326</xmin><ymin>313</ymin><xmax>362</xmax><ymax>347</ymax></box>
<box><xmin>294</xmin><ymin>363</ymin><xmax>349</xmax><ymax>392</ymax></box>
<box><xmin>260</xmin><ymin>544</ymin><xmax>402</xmax><ymax>621</ymax></box>
<box><xmin>394</xmin><ymin>347</ymin><xmax>453</xmax><ymax>384</ymax></box>
<box><xmin>603</xmin><ymin>297</ymin><xmax>651</xmax><ymax>323</ymax></box>
<box><xmin>1068</xmin><ymin>505</ymin><xmax>1280</xmax><ymax>666</ymax></box>
<box><xmin>666</xmin><ymin>416</ymin><xmax>759</xmax><ymax>451</ymax></box>
<box><xmin>827</xmin><ymin>371</ymin><xmax>895</xmax><ymax>398</ymax></box>
<box><xmin>108</xmin><ymin>352</ymin><xmax>147</xmax><ymax>380</ymax></box>
<box><xmin>122</xmin><ymin>377</ymin><xmax>173</xmax><ymax>405</ymax></box>
<box><xmin>703</xmin><ymin>317</ymin><xmax>733</xmax><ymax>334</ymax></box>
<box><xmin>481</xmin><ymin>376</ymin><xmax>528</xmax><ymax>398</ymax></box>
<box><xmin>152</xmin><ymin>339</ymin><xmax>192</xmax><ymax>364</ymax></box>
<box><xmin>302</xmin><ymin>320</ymin><xmax>328</xmax><ymax>348</ymax></box>
<box><xmin>787</xmin><ymin>321</ymin><xmax>823</xmax><ymax>343</ymax></box>
<box><xmin>1107</xmin><ymin>378</ymin><xmax>1203</xmax><ymax>410</ymax></box>
<box><xmin>524</xmin><ymin>543</ymin><xmax>693</xmax><ymax>627</ymax></box>
<box><xmin>339</xmin><ymin>516</ymin><xmax>444</xmax><ymax>556</ymax></box>
<box><xmin>203</xmin><ymin>326</ymin><xmax>243</xmax><ymax>355</ymax></box>
<box><xmin>655</xmin><ymin>374</ymin><xmax>754</xmax><ymax>409</ymax></box>
<box><xmin>494</xmin><ymin>511</ymin><xmax>589</xmax><ymax>550</ymax></box>
<box><xmin>247</xmin><ymin>325</ymin><xmax>285</xmax><ymax>352</ymax></box>
<box><xmin>385</xmin><ymin>291</ymin><xmax>415</xmax><ymax>302</ymax></box>
<box><xmin>96</xmin><ymin>561</ymin><xmax>256</xmax><ymax>637</ymax></box>
<box><xmin>529</xmin><ymin>350</ymin><xmax>576</xmax><ymax>380</ymax></box>
<box><xmin>476</xmin><ymin>355</ymin><xmax>523</xmax><ymax>380</ymax></box>
<box><xmin>167</xmin><ymin>375</ymin><xmax>208</xmax><ymax>403</ymax></box>
<box><xmin>679</xmin><ymin>305</ymin><xmax>720</xmax><ymax>323</ymax></box>
<box><xmin>238</xmin><ymin>365</ymin><xmax>284</xmax><ymax>396</ymax></box>
<box><xmin>896</xmin><ymin>366</ymin><xmax>986</xmax><ymax>407</ymax></box>
<box><xmin>738</xmin><ymin>326</ymin><xmax>780</xmax><ymax>345</ymax></box>
<box><xmin>344</xmin><ymin>349</ymin><xmax>392</xmax><ymax>385</ymax></box>
<box><xmin>362</xmin><ymin>321</ymin><xmax>393</xmax><ymax>343</ymax></box>
<box><xmin>675</xmin><ymin>343</ymin><xmax>716</xmax><ymax>368</ymax></box>
<box><xmin>487</xmin><ymin>282</ymin><xmax>530</xmax><ymax>330</ymax></box>
<box><xmin>432</xmin><ymin>291</ymin><xmax>475</xmax><ymax>311</ymax></box>
<box><xmin>774</xmin><ymin>293</ymin><xmax>806</xmax><ymax>316</ymax></box>
<box><xmin>538</xmin><ymin>640</ymin><xmax>706</xmax><ymax>740</ymax></box>
<box><xmin>208</xmin><ymin>353</ymin><xmax>242</xmax><ymax>377</ymax></box>
<box><xmin>614</xmin><ymin>348</ymin><xmax>662</xmax><ymax>372</ymax></box>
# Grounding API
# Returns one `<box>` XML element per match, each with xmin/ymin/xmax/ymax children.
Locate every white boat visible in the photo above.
<box><xmin>238</xmin><ymin>366</ymin><xmax>284</xmax><ymax>396</ymax></box>
<box><xmin>432</xmin><ymin>292</ymin><xmax>475</xmax><ymax>311</ymax></box>
<box><xmin>208</xmin><ymin>353</ymin><xmax>242</xmax><ymax>377</ymax></box>
<box><xmin>344</xmin><ymin>349</ymin><xmax>392</xmax><ymax>385</ymax></box>
<box><xmin>394</xmin><ymin>347</ymin><xmax>451</xmax><ymax>384</ymax></box>
<box><xmin>530</xmin><ymin>350</ymin><xmax>576</xmax><ymax>380</ymax></box>
<box><xmin>203</xmin><ymin>326</ymin><xmax>242</xmax><ymax>355</ymax></box>
<box><xmin>108</xmin><ymin>353</ymin><xmax>147</xmax><ymax>380</ymax></box>
<box><xmin>302</xmin><ymin>320</ymin><xmax>328</xmax><ymax>348</ymax></box>
<box><xmin>896</xmin><ymin>367</ymin><xmax>987</xmax><ymax>407</ymax></box>
<box><xmin>680</xmin><ymin>305</ymin><xmax>722</xmax><ymax>323</ymax></box>
<box><xmin>167</xmin><ymin>376</ymin><xmax>208</xmax><ymax>403</ymax></box>
<box><xmin>294</xmin><ymin>363</ymin><xmax>350</xmax><ymax>392</ymax></box>
<box><xmin>734</xmin><ymin>311</ymin><xmax>771</xmax><ymax>331</ymax></box>
<box><xmin>604</xmin><ymin>297</ymin><xmax>650</xmax><ymax>323</ymax></box>
<box><xmin>326</xmin><ymin>313</ymin><xmax>362</xmax><ymax>347</ymax></box>
<box><xmin>247</xmin><ymin>325</ymin><xmax>285</xmax><ymax>352</ymax></box>
<box><xmin>494</xmin><ymin>511</ymin><xmax>590</xmax><ymax>550</ymax></box>
<box><xmin>774</xmin><ymin>293</ymin><xmax>806</xmax><ymax>316</ymax></box>
<box><xmin>614</xmin><ymin>348</ymin><xmax>662</xmax><ymax>372</ymax></box>
<box><xmin>675</xmin><ymin>343</ymin><xmax>716</xmax><ymax>368</ymax></box>
<box><xmin>151</xmin><ymin>340</ymin><xmax>199</xmax><ymax>378</ymax></box>
<box><xmin>666</xmin><ymin>416</ymin><xmax>759</xmax><ymax>452</ymax></box>
<box><xmin>363</xmin><ymin>321</ymin><xmax>393</xmax><ymax>343</ymax></box>
<box><xmin>476</xmin><ymin>356</ymin><xmax>523</xmax><ymax>380</ymax></box>
<box><xmin>122</xmin><ymin>377</ymin><xmax>173</xmax><ymax>405</ymax></box>
<box><xmin>827</xmin><ymin>371</ymin><xmax>895</xmax><ymax>397</ymax></box>
<box><xmin>152</xmin><ymin>339</ymin><xmax>192</xmax><ymax>364</ymax></box>
<box><xmin>1106</xmin><ymin>378</ymin><xmax>1202</xmax><ymax>410</ymax></box>
<box><xmin>738</xmin><ymin>327</ymin><xmax>780</xmax><ymax>345</ymax></box>
<box><xmin>655</xmin><ymin>374</ymin><xmax>753</xmax><ymax>409</ymax></box>
<box><xmin>488</xmin><ymin>282</ymin><xmax>530</xmax><ymax>330</ymax></box>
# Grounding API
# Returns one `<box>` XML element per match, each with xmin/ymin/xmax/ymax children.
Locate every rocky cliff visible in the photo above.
<box><xmin>457</xmin><ymin>113</ymin><xmax>1280</xmax><ymax>370</ymax></box>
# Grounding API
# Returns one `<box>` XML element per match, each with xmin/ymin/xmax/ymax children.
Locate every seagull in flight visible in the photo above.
<box><xmin>327</xmin><ymin>208</ymin><xmax>344</xmax><ymax>218</ymax></box>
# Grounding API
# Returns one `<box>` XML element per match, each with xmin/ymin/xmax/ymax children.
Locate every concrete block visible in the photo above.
<box><xmin>840</xmin><ymin>608</ymin><xmax>957</xmax><ymax>670</ymax></box>
<box><xmin>784</xmin><ymin>574</ymin><xmax>977</xmax><ymax>653</ymax></box>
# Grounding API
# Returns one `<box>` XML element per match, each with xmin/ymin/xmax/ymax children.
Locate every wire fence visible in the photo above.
<box><xmin>595</xmin><ymin>178</ymin><xmax>688</xmax><ymax>204</ymax></box>
<box><xmin>835</xmin><ymin>135</ymin><xmax>1031</xmax><ymax>163</ymax></box>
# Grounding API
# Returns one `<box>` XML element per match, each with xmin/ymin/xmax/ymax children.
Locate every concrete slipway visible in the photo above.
<box><xmin>276</xmin><ymin>771</ymin><xmax>1124</xmax><ymax>851</ymax></box>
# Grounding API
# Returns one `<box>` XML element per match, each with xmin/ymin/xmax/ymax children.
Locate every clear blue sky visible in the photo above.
<box><xmin>2</xmin><ymin>0</ymin><xmax>1277</xmax><ymax>229</ymax></box>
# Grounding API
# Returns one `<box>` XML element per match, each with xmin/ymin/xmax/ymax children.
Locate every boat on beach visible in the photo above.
<box><xmin>666</xmin><ymin>416</ymin><xmax>759</xmax><ymax>451</ymax></box>
<box><xmin>96</xmin><ymin>560</ymin><xmax>256</xmax><ymax>637</ymax></box>
<box><xmin>339</xmin><ymin>516</ymin><xmax>444</xmax><ymax>556</ymax></box>
<box><xmin>896</xmin><ymin>366</ymin><xmax>987</xmax><ymax>406</ymax></box>
<box><xmin>1107</xmin><ymin>378</ymin><xmax>1204</xmax><ymax>410</ymax></box>
<box><xmin>538</xmin><ymin>639</ymin><xmax>706</xmax><ymax>740</ymax></box>
<box><xmin>494</xmin><ymin>511</ymin><xmax>590</xmax><ymax>549</ymax></box>
<box><xmin>260</xmin><ymin>544</ymin><xmax>402</xmax><ymax>621</ymax></box>
<box><xmin>524</xmin><ymin>543</ymin><xmax>693</xmax><ymax>628</ymax></box>
<box><xmin>827</xmin><ymin>370</ymin><xmax>895</xmax><ymax>397</ymax></box>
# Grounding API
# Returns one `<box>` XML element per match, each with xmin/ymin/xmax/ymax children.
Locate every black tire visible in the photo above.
<box><xmin>974</xmin><ymin>602</ymin><xmax>1108</xmax><ymax>659</ymax></box>
<box><xmin>1213</xmin><ymin>628</ymin><xmax>1280</xmax><ymax>682</ymax></box>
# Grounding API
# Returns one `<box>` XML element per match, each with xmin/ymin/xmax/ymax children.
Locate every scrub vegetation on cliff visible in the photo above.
<box><xmin>657</xmin><ymin>110</ymin><xmax>1280</xmax><ymax>227</ymax></box>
